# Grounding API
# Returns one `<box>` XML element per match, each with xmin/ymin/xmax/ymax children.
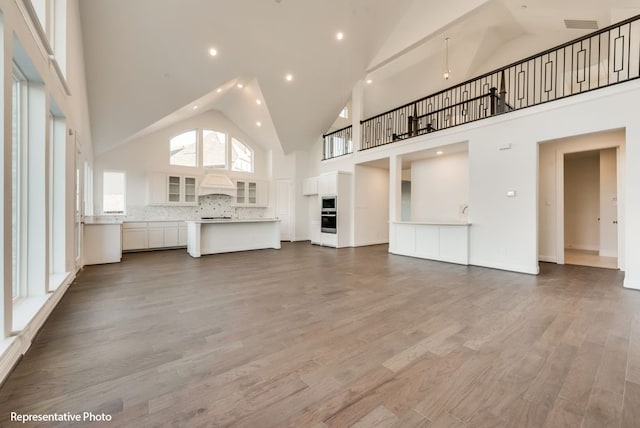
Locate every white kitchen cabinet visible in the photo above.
<box><xmin>148</xmin><ymin>228</ymin><xmax>165</xmax><ymax>248</ymax></box>
<box><xmin>303</xmin><ymin>177</ymin><xmax>319</xmax><ymax>196</ymax></box>
<box><xmin>83</xmin><ymin>223</ymin><xmax>122</xmax><ymax>264</ymax></box>
<box><xmin>122</xmin><ymin>222</ymin><xmax>148</xmax><ymax>250</ymax></box>
<box><xmin>319</xmin><ymin>173</ymin><xmax>337</xmax><ymax>195</ymax></box>
<box><xmin>147</xmin><ymin>172</ymin><xmax>197</xmax><ymax>206</ymax></box>
<box><xmin>123</xmin><ymin>221</ymin><xmax>187</xmax><ymax>251</ymax></box>
<box><xmin>316</xmin><ymin>171</ymin><xmax>352</xmax><ymax>248</ymax></box>
<box><xmin>235</xmin><ymin>180</ymin><xmax>269</xmax><ymax>207</ymax></box>
<box><xmin>178</xmin><ymin>225</ymin><xmax>188</xmax><ymax>246</ymax></box>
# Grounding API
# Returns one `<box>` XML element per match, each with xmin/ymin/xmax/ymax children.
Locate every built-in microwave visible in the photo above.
<box><xmin>321</xmin><ymin>196</ymin><xmax>337</xmax><ymax>211</ymax></box>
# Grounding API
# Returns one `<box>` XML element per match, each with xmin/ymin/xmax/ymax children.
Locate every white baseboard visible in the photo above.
<box><xmin>565</xmin><ymin>244</ymin><xmax>599</xmax><ymax>252</ymax></box>
<box><xmin>599</xmin><ymin>250</ymin><xmax>618</xmax><ymax>258</ymax></box>
<box><xmin>354</xmin><ymin>240</ymin><xmax>389</xmax><ymax>247</ymax></box>
<box><xmin>624</xmin><ymin>277</ymin><xmax>640</xmax><ymax>290</ymax></box>
<box><xmin>469</xmin><ymin>258</ymin><xmax>539</xmax><ymax>275</ymax></box>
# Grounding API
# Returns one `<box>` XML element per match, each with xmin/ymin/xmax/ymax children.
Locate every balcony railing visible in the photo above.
<box><xmin>322</xmin><ymin>125</ymin><xmax>353</xmax><ymax>160</ymax></box>
<box><xmin>356</xmin><ymin>14</ymin><xmax>640</xmax><ymax>153</ymax></box>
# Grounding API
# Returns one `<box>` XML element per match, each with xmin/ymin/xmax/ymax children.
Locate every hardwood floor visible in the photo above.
<box><xmin>1</xmin><ymin>242</ymin><xmax>639</xmax><ymax>427</ymax></box>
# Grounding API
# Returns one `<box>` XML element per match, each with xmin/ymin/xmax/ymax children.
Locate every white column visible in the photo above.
<box><xmin>351</xmin><ymin>80</ymin><xmax>364</xmax><ymax>151</ymax></box>
<box><xmin>388</xmin><ymin>155</ymin><xmax>402</xmax><ymax>252</ymax></box>
<box><xmin>624</xmin><ymin>125</ymin><xmax>639</xmax><ymax>289</ymax></box>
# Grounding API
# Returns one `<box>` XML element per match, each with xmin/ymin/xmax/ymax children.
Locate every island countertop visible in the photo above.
<box><xmin>185</xmin><ymin>218</ymin><xmax>280</xmax><ymax>224</ymax></box>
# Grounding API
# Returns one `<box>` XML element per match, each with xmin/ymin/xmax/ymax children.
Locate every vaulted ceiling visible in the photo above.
<box><xmin>79</xmin><ymin>0</ymin><xmax>640</xmax><ymax>156</ymax></box>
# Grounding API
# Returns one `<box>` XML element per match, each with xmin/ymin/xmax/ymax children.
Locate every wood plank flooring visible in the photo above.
<box><xmin>1</xmin><ymin>242</ymin><xmax>639</xmax><ymax>427</ymax></box>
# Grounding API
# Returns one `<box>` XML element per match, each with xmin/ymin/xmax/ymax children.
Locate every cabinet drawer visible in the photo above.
<box><xmin>147</xmin><ymin>221</ymin><xmax>179</xmax><ymax>228</ymax></box>
<box><xmin>123</xmin><ymin>222</ymin><xmax>147</xmax><ymax>229</ymax></box>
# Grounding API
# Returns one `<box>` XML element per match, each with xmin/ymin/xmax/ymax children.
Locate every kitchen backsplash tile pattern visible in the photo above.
<box><xmin>124</xmin><ymin>195</ymin><xmax>267</xmax><ymax>221</ymax></box>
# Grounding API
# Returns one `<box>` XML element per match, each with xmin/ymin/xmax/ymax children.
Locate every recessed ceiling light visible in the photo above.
<box><xmin>216</xmin><ymin>88</ymin><xmax>222</xmax><ymax>93</ymax></box>
<box><xmin>436</xmin><ymin>151</ymin><xmax>443</xmax><ymax>155</ymax></box>
<box><xmin>192</xmin><ymin>105</ymin><xmax>198</xmax><ymax>110</ymax></box>
<box><xmin>237</xmin><ymin>83</ymin><xmax>244</xmax><ymax>89</ymax></box>
<box><xmin>256</xmin><ymin>121</ymin><xmax>262</xmax><ymax>127</ymax></box>
<box><xmin>366</xmin><ymin>79</ymin><xmax>373</xmax><ymax>84</ymax></box>
<box><xmin>256</xmin><ymin>99</ymin><xmax>262</xmax><ymax>105</ymax></box>
<box><xmin>336</xmin><ymin>32</ymin><xmax>344</xmax><ymax>41</ymax></box>
<box><xmin>209</xmin><ymin>48</ymin><xmax>218</xmax><ymax>57</ymax></box>
<box><xmin>285</xmin><ymin>73</ymin><xmax>293</xmax><ymax>82</ymax></box>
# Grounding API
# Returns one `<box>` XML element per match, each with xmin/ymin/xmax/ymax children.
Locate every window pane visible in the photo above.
<box><xmin>203</xmin><ymin>130</ymin><xmax>227</xmax><ymax>168</ymax></box>
<box><xmin>170</xmin><ymin>131</ymin><xmax>197</xmax><ymax>167</ymax></box>
<box><xmin>232</xmin><ymin>138</ymin><xmax>253</xmax><ymax>172</ymax></box>
<box><xmin>12</xmin><ymin>75</ymin><xmax>21</xmax><ymax>299</ymax></box>
<box><xmin>103</xmin><ymin>171</ymin><xmax>125</xmax><ymax>213</ymax></box>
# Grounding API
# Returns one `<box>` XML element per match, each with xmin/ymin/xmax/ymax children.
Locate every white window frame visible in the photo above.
<box><xmin>231</xmin><ymin>137</ymin><xmax>254</xmax><ymax>173</ymax></box>
<box><xmin>12</xmin><ymin>66</ymin><xmax>28</xmax><ymax>302</ymax></box>
<box><xmin>169</xmin><ymin>130</ymin><xmax>198</xmax><ymax>168</ymax></box>
<box><xmin>202</xmin><ymin>129</ymin><xmax>228</xmax><ymax>169</ymax></box>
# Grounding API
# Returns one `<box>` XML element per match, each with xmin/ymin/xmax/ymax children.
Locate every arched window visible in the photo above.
<box><xmin>169</xmin><ymin>130</ymin><xmax>197</xmax><ymax>167</ymax></box>
<box><xmin>231</xmin><ymin>138</ymin><xmax>254</xmax><ymax>172</ymax></box>
<box><xmin>202</xmin><ymin>130</ymin><xmax>227</xmax><ymax>168</ymax></box>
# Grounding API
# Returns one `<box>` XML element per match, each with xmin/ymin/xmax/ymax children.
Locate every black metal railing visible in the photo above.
<box><xmin>360</xmin><ymin>14</ymin><xmax>640</xmax><ymax>151</ymax></box>
<box><xmin>322</xmin><ymin>126</ymin><xmax>353</xmax><ymax>160</ymax></box>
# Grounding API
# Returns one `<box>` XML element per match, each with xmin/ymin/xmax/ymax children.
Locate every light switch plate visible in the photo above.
<box><xmin>507</xmin><ymin>190</ymin><xmax>516</xmax><ymax>197</ymax></box>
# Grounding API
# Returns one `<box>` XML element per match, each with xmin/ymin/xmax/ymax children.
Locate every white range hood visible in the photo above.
<box><xmin>198</xmin><ymin>173</ymin><xmax>236</xmax><ymax>197</ymax></box>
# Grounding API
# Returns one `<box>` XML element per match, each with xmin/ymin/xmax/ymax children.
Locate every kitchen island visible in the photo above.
<box><xmin>389</xmin><ymin>221</ymin><xmax>471</xmax><ymax>265</ymax></box>
<box><xmin>185</xmin><ymin>218</ymin><xmax>281</xmax><ymax>258</ymax></box>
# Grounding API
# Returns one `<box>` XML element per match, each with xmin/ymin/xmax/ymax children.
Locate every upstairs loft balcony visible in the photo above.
<box><xmin>323</xmin><ymin>14</ymin><xmax>640</xmax><ymax>160</ymax></box>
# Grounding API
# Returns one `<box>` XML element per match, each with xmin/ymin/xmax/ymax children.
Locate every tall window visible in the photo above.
<box><xmin>12</xmin><ymin>71</ymin><xmax>24</xmax><ymax>299</ymax></box>
<box><xmin>203</xmin><ymin>130</ymin><xmax>227</xmax><ymax>168</ymax></box>
<box><xmin>232</xmin><ymin>138</ymin><xmax>254</xmax><ymax>172</ymax></box>
<box><xmin>170</xmin><ymin>131</ymin><xmax>197</xmax><ymax>167</ymax></box>
<box><xmin>103</xmin><ymin>171</ymin><xmax>126</xmax><ymax>214</ymax></box>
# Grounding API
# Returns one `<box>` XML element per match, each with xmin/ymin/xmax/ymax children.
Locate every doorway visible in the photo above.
<box><xmin>275</xmin><ymin>179</ymin><xmax>293</xmax><ymax>241</ymax></box>
<box><xmin>563</xmin><ymin>148</ymin><xmax>618</xmax><ymax>269</ymax></box>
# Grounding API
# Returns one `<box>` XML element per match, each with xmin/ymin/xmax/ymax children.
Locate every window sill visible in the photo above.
<box><xmin>12</xmin><ymin>295</ymin><xmax>52</xmax><ymax>334</ymax></box>
<box><xmin>49</xmin><ymin>272</ymin><xmax>70</xmax><ymax>292</ymax></box>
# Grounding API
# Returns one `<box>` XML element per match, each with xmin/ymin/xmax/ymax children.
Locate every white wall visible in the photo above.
<box><xmin>538</xmin><ymin>129</ymin><xmax>625</xmax><ymax>263</ymax></box>
<box><xmin>564</xmin><ymin>153</ymin><xmax>600</xmax><ymax>251</ymax></box>
<box><xmin>94</xmin><ymin>110</ymin><xmax>270</xmax><ymax>218</ymax></box>
<box><xmin>354</xmin><ymin>165</ymin><xmax>389</xmax><ymax>246</ymax></box>
<box><xmin>310</xmin><ymin>81</ymin><xmax>639</xmax><ymax>288</ymax></box>
<box><xmin>410</xmin><ymin>151</ymin><xmax>469</xmax><ymax>222</ymax></box>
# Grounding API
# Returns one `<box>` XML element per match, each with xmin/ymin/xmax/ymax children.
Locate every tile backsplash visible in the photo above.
<box><xmin>123</xmin><ymin>195</ymin><xmax>267</xmax><ymax>221</ymax></box>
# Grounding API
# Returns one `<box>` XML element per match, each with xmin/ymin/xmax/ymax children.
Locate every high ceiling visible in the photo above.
<box><xmin>79</xmin><ymin>0</ymin><xmax>640</xmax><ymax>156</ymax></box>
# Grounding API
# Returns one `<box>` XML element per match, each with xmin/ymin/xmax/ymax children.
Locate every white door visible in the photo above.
<box><xmin>599</xmin><ymin>148</ymin><xmax>618</xmax><ymax>258</ymax></box>
<box><xmin>276</xmin><ymin>179</ymin><xmax>293</xmax><ymax>241</ymax></box>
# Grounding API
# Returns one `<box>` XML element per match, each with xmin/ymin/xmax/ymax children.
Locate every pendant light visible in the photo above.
<box><xmin>443</xmin><ymin>37</ymin><xmax>451</xmax><ymax>80</ymax></box>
